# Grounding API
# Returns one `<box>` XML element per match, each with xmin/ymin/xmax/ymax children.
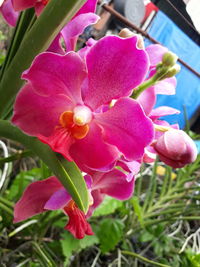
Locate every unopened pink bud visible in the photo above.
<box><xmin>154</xmin><ymin>130</ymin><xmax>197</xmax><ymax>168</ymax></box>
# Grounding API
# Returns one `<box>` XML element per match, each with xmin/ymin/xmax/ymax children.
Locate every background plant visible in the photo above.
<box><xmin>0</xmin><ymin>136</ymin><xmax>199</xmax><ymax>266</ymax></box>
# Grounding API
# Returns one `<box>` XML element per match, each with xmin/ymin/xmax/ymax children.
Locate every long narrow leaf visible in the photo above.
<box><xmin>0</xmin><ymin>0</ymin><xmax>87</xmax><ymax>118</ymax></box>
<box><xmin>0</xmin><ymin>8</ymin><xmax>35</xmax><ymax>80</ymax></box>
<box><xmin>0</xmin><ymin>120</ymin><xmax>89</xmax><ymax>212</ymax></box>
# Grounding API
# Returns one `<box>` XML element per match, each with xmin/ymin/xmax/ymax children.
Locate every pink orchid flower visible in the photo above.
<box><xmin>0</xmin><ymin>0</ymin><xmax>19</xmax><ymax>26</ymax></box>
<box><xmin>154</xmin><ymin>129</ymin><xmax>197</xmax><ymax>168</ymax></box>
<box><xmin>14</xmin><ymin>169</ymin><xmax>135</xmax><ymax>239</ymax></box>
<box><xmin>12</xmin><ymin>35</ymin><xmax>154</xmax><ymax>171</ymax></box>
<box><xmin>14</xmin><ymin>176</ymin><xmax>93</xmax><ymax>239</ymax></box>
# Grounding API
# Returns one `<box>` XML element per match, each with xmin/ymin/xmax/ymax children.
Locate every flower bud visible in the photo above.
<box><xmin>162</xmin><ymin>51</ymin><xmax>178</xmax><ymax>67</ymax></box>
<box><xmin>154</xmin><ymin>129</ymin><xmax>197</xmax><ymax>168</ymax></box>
<box><xmin>159</xmin><ymin>64</ymin><xmax>181</xmax><ymax>80</ymax></box>
<box><xmin>165</xmin><ymin>64</ymin><xmax>181</xmax><ymax>78</ymax></box>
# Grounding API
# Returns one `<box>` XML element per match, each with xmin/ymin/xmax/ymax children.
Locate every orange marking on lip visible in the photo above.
<box><xmin>59</xmin><ymin>111</ymin><xmax>74</xmax><ymax>128</ymax></box>
<box><xmin>59</xmin><ymin>111</ymin><xmax>89</xmax><ymax>140</ymax></box>
<box><xmin>71</xmin><ymin>124</ymin><xmax>89</xmax><ymax>139</ymax></box>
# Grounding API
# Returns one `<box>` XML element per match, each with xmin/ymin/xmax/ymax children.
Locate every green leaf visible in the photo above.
<box><xmin>139</xmin><ymin>230</ymin><xmax>154</xmax><ymax>242</ymax></box>
<box><xmin>0</xmin><ymin>120</ymin><xmax>89</xmax><ymax>212</ymax></box>
<box><xmin>61</xmin><ymin>231</ymin><xmax>99</xmax><ymax>265</ymax></box>
<box><xmin>0</xmin><ymin>9</ymin><xmax>35</xmax><ymax>79</ymax></box>
<box><xmin>0</xmin><ymin>0</ymin><xmax>87</xmax><ymax>118</ymax></box>
<box><xmin>185</xmin><ymin>250</ymin><xmax>200</xmax><ymax>267</ymax></box>
<box><xmin>32</xmin><ymin>242</ymin><xmax>57</xmax><ymax>267</ymax></box>
<box><xmin>131</xmin><ymin>196</ymin><xmax>144</xmax><ymax>227</ymax></box>
<box><xmin>92</xmin><ymin>196</ymin><xmax>122</xmax><ymax>217</ymax></box>
<box><xmin>97</xmin><ymin>218</ymin><xmax>124</xmax><ymax>253</ymax></box>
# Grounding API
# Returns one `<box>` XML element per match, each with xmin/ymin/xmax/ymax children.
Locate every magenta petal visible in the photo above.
<box><xmin>69</xmin><ymin>122</ymin><xmax>119</xmax><ymax>170</ymax></box>
<box><xmin>146</xmin><ymin>44</ymin><xmax>168</xmax><ymax>67</ymax></box>
<box><xmin>96</xmin><ymin>98</ymin><xmax>154</xmax><ymax>161</ymax></box>
<box><xmin>22</xmin><ymin>52</ymin><xmax>87</xmax><ymax>103</ymax></box>
<box><xmin>118</xmin><ymin>159</ymin><xmax>141</xmax><ymax>182</ymax></box>
<box><xmin>137</xmin><ymin>86</ymin><xmax>156</xmax><ymax>115</ymax></box>
<box><xmin>154</xmin><ymin>77</ymin><xmax>176</xmax><ymax>95</ymax></box>
<box><xmin>44</xmin><ymin>188</ymin><xmax>71</xmax><ymax>210</ymax></box>
<box><xmin>84</xmin><ymin>36</ymin><xmax>149</xmax><ymax>109</ymax></box>
<box><xmin>12</xmin><ymin>0</ymin><xmax>36</xmax><ymax>11</ymax></box>
<box><xmin>143</xmin><ymin>148</ymin><xmax>157</xmax><ymax>163</ymax></box>
<box><xmin>78</xmin><ymin>38</ymin><xmax>97</xmax><ymax>60</ymax></box>
<box><xmin>150</xmin><ymin>106</ymin><xmax>180</xmax><ymax>120</ymax></box>
<box><xmin>48</xmin><ymin>34</ymin><xmax>64</xmax><ymax>54</ymax></box>
<box><xmin>14</xmin><ymin>176</ymin><xmax>62</xmax><ymax>223</ymax></box>
<box><xmin>0</xmin><ymin>0</ymin><xmax>19</xmax><ymax>26</ymax></box>
<box><xmin>87</xmin><ymin>189</ymin><xmax>104</xmax><ymax>217</ymax></box>
<box><xmin>84</xmin><ymin>175</ymin><xmax>93</xmax><ymax>189</ymax></box>
<box><xmin>62</xmin><ymin>13</ymin><xmax>99</xmax><ymax>52</ymax></box>
<box><xmin>74</xmin><ymin>0</ymin><xmax>98</xmax><ymax>17</ymax></box>
<box><xmin>12</xmin><ymin>84</ymin><xmax>73</xmax><ymax>136</ymax></box>
<box><xmin>92</xmin><ymin>169</ymin><xmax>135</xmax><ymax>200</ymax></box>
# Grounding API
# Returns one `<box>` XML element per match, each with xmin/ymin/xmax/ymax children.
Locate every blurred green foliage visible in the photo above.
<box><xmin>0</xmin><ymin>136</ymin><xmax>200</xmax><ymax>266</ymax></box>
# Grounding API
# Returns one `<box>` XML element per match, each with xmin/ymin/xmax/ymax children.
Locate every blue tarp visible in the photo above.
<box><xmin>145</xmin><ymin>11</ymin><xmax>200</xmax><ymax>129</ymax></box>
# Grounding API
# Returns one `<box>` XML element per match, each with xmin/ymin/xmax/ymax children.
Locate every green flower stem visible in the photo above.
<box><xmin>0</xmin><ymin>202</ymin><xmax>13</xmax><ymax>215</ymax></box>
<box><xmin>136</xmin><ymin>215</ymin><xmax>200</xmax><ymax>231</ymax></box>
<box><xmin>0</xmin><ymin>120</ymin><xmax>89</xmax><ymax>212</ymax></box>
<box><xmin>132</xmin><ymin>75</ymin><xmax>157</xmax><ymax>99</ymax></box>
<box><xmin>171</xmin><ymin>186</ymin><xmax>200</xmax><ymax>193</ymax></box>
<box><xmin>173</xmin><ymin>216</ymin><xmax>200</xmax><ymax>220</ymax></box>
<box><xmin>122</xmin><ymin>250</ymin><xmax>171</xmax><ymax>267</ymax></box>
<box><xmin>32</xmin><ymin>242</ymin><xmax>57</xmax><ymax>267</ymax></box>
<box><xmin>0</xmin><ymin>150</ymin><xmax>33</xmax><ymax>165</ymax></box>
<box><xmin>142</xmin><ymin>160</ymin><xmax>157</xmax><ymax>212</ymax></box>
<box><xmin>0</xmin><ymin>0</ymin><xmax>87</xmax><ymax>118</ymax></box>
<box><xmin>160</xmin><ymin>167</ymin><xmax>171</xmax><ymax>198</ymax></box>
<box><xmin>166</xmin><ymin>166</ymin><xmax>173</xmax><ymax>193</ymax></box>
<box><xmin>144</xmin><ymin>205</ymin><xmax>198</xmax><ymax>219</ymax></box>
<box><xmin>0</xmin><ymin>196</ymin><xmax>14</xmax><ymax>207</ymax></box>
<box><xmin>147</xmin><ymin>192</ymin><xmax>185</xmax><ymax>214</ymax></box>
<box><xmin>132</xmin><ymin>67</ymin><xmax>169</xmax><ymax>99</ymax></box>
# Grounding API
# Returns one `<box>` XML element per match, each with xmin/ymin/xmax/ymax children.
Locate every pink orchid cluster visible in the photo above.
<box><xmin>3</xmin><ymin>0</ymin><xmax>197</xmax><ymax>239</ymax></box>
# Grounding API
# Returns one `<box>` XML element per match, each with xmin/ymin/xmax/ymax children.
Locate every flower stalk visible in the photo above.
<box><xmin>122</xmin><ymin>250</ymin><xmax>171</xmax><ymax>267</ymax></box>
<box><xmin>132</xmin><ymin>66</ymin><xmax>171</xmax><ymax>99</ymax></box>
<box><xmin>132</xmin><ymin>51</ymin><xmax>180</xmax><ymax>99</ymax></box>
